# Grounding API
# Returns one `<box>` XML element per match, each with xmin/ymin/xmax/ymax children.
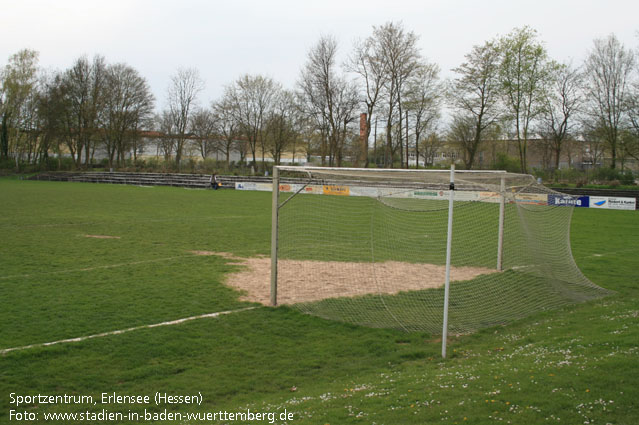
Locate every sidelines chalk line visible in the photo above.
<box><xmin>0</xmin><ymin>307</ymin><xmax>257</xmax><ymax>355</ymax></box>
<box><xmin>0</xmin><ymin>256</ymin><xmax>192</xmax><ymax>280</ymax></box>
<box><xmin>0</xmin><ymin>215</ymin><xmax>252</xmax><ymax>229</ymax></box>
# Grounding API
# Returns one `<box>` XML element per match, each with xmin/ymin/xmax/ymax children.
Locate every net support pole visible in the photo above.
<box><xmin>270</xmin><ymin>166</ymin><xmax>280</xmax><ymax>306</ymax></box>
<box><xmin>442</xmin><ymin>164</ymin><xmax>455</xmax><ymax>359</ymax></box>
<box><xmin>497</xmin><ymin>176</ymin><xmax>506</xmax><ymax>271</ymax></box>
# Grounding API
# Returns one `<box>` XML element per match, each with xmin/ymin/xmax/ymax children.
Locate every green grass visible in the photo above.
<box><xmin>1</xmin><ymin>179</ymin><xmax>637</xmax><ymax>424</ymax></box>
<box><xmin>1</xmin><ymin>181</ymin><xmax>269</xmax><ymax>347</ymax></box>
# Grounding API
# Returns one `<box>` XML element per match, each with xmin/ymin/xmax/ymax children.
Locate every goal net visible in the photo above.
<box><xmin>270</xmin><ymin>166</ymin><xmax>610</xmax><ymax>334</ymax></box>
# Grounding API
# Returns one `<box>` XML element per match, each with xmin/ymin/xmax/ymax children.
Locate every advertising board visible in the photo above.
<box><xmin>235</xmin><ymin>182</ymin><xmax>272</xmax><ymax>192</ymax></box>
<box><xmin>548</xmin><ymin>194</ymin><xmax>589</xmax><ymax>207</ymax></box>
<box><xmin>322</xmin><ymin>185</ymin><xmax>350</xmax><ymax>196</ymax></box>
<box><xmin>607</xmin><ymin>197</ymin><xmax>636</xmax><ymax>210</ymax></box>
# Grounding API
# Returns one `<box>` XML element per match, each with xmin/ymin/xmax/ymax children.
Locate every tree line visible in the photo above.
<box><xmin>1</xmin><ymin>22</ymin><xmax>639</xmax><ymax>174</ymax></box>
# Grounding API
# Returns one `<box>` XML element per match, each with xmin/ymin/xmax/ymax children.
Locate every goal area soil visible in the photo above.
<box><xmin>222</xmin><ymin>256</ymin><xmax>497</xmax><ymax>305</ymax></box>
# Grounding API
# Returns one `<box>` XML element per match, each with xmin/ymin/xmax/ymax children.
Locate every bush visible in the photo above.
<box><xmin>493</xmin><ymin>153</ymin><xmax>521</xmax><ymax>173</ymax></box>
<box><xmin>620</xmin><ymin>170</ymin><xmax>635</xmax><ymax>185</ymax></box>
<box><xmin>532</xmin><ymin>168</ymin><xmax>549</xmax><ymax>181</ymax></box>
<box><xmin>37</xmin><ymin>157</ymin><xmax>75</xmax><ymax>171</ymax></box>
<box><xmin>591</xmin><ymin>167</ymin><xmax>625</xmax><ymax>184</ymax></box>
<box><xmin>0</xmin><ymin>158</ymin><xmax>16</xmax><ymax>170</ymax></box>
<box><xmin>554</xmin><ymin>168</ymin><xmax>588</xmax><ymax>184</ymax></box>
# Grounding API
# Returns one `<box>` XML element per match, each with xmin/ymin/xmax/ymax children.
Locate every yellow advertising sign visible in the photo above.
<box><xmin>515</xmin><ymin>193</ymin><xmax>548</xmax><ymax>205</ymax></box>
<box><xmin>322</xmin><ymin>185</ymin><xmax>350</xmax><ymax>196</ymax></box>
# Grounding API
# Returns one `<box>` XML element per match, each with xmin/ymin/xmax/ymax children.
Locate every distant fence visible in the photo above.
<box><xmin>30</xmin><ymin>172</ymin><xmax>214</xmax><ymax>188</ymax></box>
<box><xmin>28</xmin><ymin>172</ymin><xmax>638</xmax><ymax>210</ymax></box>
<box><xmin>28</xmin><ymin>172</ymin><xmax>283</xmax><ymax>191</ymax></box>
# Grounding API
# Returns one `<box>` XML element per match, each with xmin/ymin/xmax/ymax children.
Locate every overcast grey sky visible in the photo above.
<box><xmin>2</xmin><ymin>0</ymin><xmax>638</xmax><ymax>109</ymax></box>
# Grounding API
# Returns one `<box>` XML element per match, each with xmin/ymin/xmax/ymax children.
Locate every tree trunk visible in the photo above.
<box><xmin>0</xmin><ymin>113</ymin><xmax>9</xmax><ymax>159</ymax></box>
<box><xmin>405</xmin><ymin>110</ymin><xmax>409</xmax><ymax>168</ymax></box>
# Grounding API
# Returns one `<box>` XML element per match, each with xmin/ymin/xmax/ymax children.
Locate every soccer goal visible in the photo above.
<box><xmin>270</xmin><ymin>166</ymin><xmax>610</xmax><ymax>355</ymax></box>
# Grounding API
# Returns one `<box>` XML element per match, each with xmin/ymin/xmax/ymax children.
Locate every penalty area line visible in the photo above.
<box><xmin>0</xmin><ymin>307</ymin><xmax>257</xmax><ymax>355</ymax></box>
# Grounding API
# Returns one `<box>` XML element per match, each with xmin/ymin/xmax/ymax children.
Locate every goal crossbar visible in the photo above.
<box><xmin>275</xmin><ymin>165</ymin><xmax>510</xmax><ymax>174</ymax></box>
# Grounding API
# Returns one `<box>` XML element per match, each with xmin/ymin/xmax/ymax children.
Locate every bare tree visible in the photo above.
<box><xmin>499</xmin><ymin>26</ymin><xmax>552</xmax><ymax>173</ymax></box>
<box><xmin>58</xmin><ymin>55</ymin><xmax>107</xmax><ymax>167</ymax></box>
<box><xmin>450</xmin><ymin>39</ymin><xmax>501</xmax><ymax>169</ymax></box>
<box><xmin>373</xmin><ymin>22</ymin><xmax>421</xmax><ymax>167</ymax></box>
<box><xmin>189</xmin><ymin>107</ymin><xmax>216</xmax><ymax>160</ymax></box>
<box><xmin>265</xmin><ymin>89</ymin><xmax>299</xmax><ymax>164</ymax></box>
<box><xmin>419</xmin><ymin>131</ymin><xmax>444</xmax><ymax>167</ymax></box>
<box><xmin>166</xmin><ymin>67</ymin><xmax>204</xmax><ymax>168</ymax></box>
<box><xmin>19</xmin><ymin>82</ymin><xmax>42</xmax><ymax>164</ymax></box>
<box><xmin>100</xmin><ymin>63</ymin><xmax>154</xmax><ymax>168</ymax></box>
<box><xmin>156</xmin><ymin>110</ymin><xmax>177</xmax><ymax>161</ymax></box>
<box><xmin>584</xmin><ymin>34</ymin><xmax>635</xmax><ymax>168</ymax></box>
<box><xmin>298</xmin><ymin>35</ymin><xmax>359</xmax><ymax>166</ymax></box>
<box><xmin>448</xmin><ymin>114</ymin><xmax>477</xmax><ymax>169</ymax></box>
<box><xmin>347</xmin><ymin>36</ymin><xmax>388</xmax><ymax>166</ymax></box>
<box><xmin>537</xmin><ymin>62</ymin><xmax>583</xmax><ymax>176</ymax></box>
<box><xmin>36</xmin><ymin>72</ymin><xmax>67</xmax><ymax>167</ymax></box>
<box><xmin>616</xmin><ymin>129</ymin><xmax>637</xmax><ymax>169</ymax></box>
<box><xmin>226</xmin><ymin>74</ymin><xmax>279</xmax><ymax>173</ymax></box>
<box><xmin>580</xmin><ymin>123</ymin><xmax>607</xmax><ymax>169</ymax></box>
<box><xmin>626</xmin><ymin>81</ymin><xmax>639</xmax><ymax>161</ymax></box>
<box><xmin>211</xmin><ymin>96</ymin><xmax>240</xmax><ymax>168</ymax></box>
<box><xmin>405</xmin><ymin>62</ymin><xmax>443</xmax><ymax>168</ymax></box>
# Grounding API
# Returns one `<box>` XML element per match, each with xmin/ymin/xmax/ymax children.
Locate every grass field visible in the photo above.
<box><xmin>1</xmin><ymin>178</ymin><xmax>637</xmax><ymax>424</ymax></box>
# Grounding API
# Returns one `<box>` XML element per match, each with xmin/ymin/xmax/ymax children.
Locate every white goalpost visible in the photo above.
<box><xmin>269</xmin><ymin>165</ymin><xmax>610</xmax><ymax>357</ymax></box>
<box><xmin>441</xmin><ymin>164</ymin><xmax>455</xmax><ymax>358</ymax></box>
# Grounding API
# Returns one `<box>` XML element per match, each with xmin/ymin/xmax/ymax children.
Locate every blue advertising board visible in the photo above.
<box><xmin>547</xmin><ymin>194</ymin><xmax>590</xmax><ymax>207</ymax></box>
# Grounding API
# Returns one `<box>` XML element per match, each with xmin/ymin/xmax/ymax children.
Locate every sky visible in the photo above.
<box><xmin>1</xmin><ymin>0</ymin><xmax>638</xmax><ymax>110</ymax></box>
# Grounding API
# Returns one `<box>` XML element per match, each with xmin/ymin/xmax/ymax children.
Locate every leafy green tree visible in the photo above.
<box><xmin>499</xmin><ymin>27</ymin><xmax>552</xmax><ymax>173</ymax></box>
<box><xmin>0</xmin><ymin>49</ymin><xmax>40</xmax><ymax>162</ymax></box>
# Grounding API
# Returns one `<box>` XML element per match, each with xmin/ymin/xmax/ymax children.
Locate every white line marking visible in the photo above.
<box><xmin>0</xmin><ymin>216</ymin><xmax>251</xmax><ymax>229</ymax></box>
<box><xmin>0</xmin><ymin>256</ymin><xmax>190</xmax><ymax>280</ymax></box>
<box><xmin>0</xmin><ymin>307</ymin><xmax>257</xmax><ymax>355</ymax></box>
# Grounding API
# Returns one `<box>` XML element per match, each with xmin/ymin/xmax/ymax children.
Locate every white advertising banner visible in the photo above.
<box><xmin>235</xmin><ymin>181</ymin><xmax>635</xmax><ymax>210</ymax></box>
<box><xmin>235</xmin><ymin>182</ymin><xmax>273</xmax><ymax>192</ymax></box>
<box><xmin>607</xmin><ymin>197</ymin><xmax>636</xmax><ymax>210</ymax></box>
<box><xmin>516</xmin><ymin>193</ymin><xmax>548</xmax><ymax>206</ymax></box>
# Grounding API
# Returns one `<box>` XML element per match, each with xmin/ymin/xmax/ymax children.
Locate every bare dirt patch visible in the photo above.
<box><xmin>187</xmin><ymin>251</ymin><xmax>244</xmax><ymax>260</ymax></box>
<box><xmin>224</xmin><ymin>257</ymin><xmax>497</xmax><ymax>305</ymax></box>
<box><xmin>83</xmin><ymin>234</ymin><xmax>120</xmax><ymax>239</ymax></box>
<box><xmin>189</xmin><ymin>250</ymin><xmax>224</xmax><ymax>256</ymax></box>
